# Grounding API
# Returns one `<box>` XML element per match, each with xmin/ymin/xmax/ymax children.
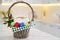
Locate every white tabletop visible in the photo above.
<box><xmin>0</xmin><ymin>26</ymin><xmax>60</xmax><ymax>40</ymax></box>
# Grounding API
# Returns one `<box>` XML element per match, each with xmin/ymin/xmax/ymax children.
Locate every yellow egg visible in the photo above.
<box><xmin>25</xmin><ymin>22</ymin><xmax>30</xmax><ymax>27</ymax></box>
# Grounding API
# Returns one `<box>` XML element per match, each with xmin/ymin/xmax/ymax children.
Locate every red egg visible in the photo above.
<box><xmin>14</xmin><ymin>22</ymin><xmax>20</xmax><ymax>28</ymax></box>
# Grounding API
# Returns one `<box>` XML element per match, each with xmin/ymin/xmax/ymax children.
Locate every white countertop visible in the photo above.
<box><xmin>0</xmin><ymin>25</ymin><xmax>60</xmax><ymax>40</ymax></box>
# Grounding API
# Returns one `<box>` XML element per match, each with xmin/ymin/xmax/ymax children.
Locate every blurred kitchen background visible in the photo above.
<box><xmin>0</xmin><ymin>0</ymin><xmax>60</xmax><ymax>39</ymax></box>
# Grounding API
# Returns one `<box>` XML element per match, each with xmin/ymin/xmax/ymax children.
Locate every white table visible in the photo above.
<box><xmin>0</xmin><ymin>25</ymin><xmax>60</xmax><ymax>40</ymax></box>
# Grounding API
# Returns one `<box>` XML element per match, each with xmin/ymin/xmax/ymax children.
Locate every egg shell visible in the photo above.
<box><xmin>14</xmin><ymin>22</ymin><xmax>20</xmax><ymax>28</ymax></box>
<box><xmin>30</xmin><ymin>21</ymin><xmax>35</xmax><ymax>26</ymax></box>
<box><xmin>11</xmin><ymin>22</ymin><xmax>15</xmax><ymax>27</ymax></box>
<box><xmin>25</xmin><ymin>22</ymin><xmax>30</xmax><ymax>27</ymax></box>
<box><xmin>20</xmin><ymin>22</ymin><xmax>25</xmax><ymax>27</ymax></box>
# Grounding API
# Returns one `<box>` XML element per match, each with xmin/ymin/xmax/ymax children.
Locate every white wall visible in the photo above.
<box><xmin>23</xmin><ymin>0</ymin><xmax>60</xmax><ymax>4</ymax></box>
<box><xmin>23</xmin><ymin>0</ymin><xmax>42</xmax><ymax>4</ymax></box>
<box><xmin>1</xmin><ymin>0</ymin><xmax>60</xmax><ymax>4</ymax></box>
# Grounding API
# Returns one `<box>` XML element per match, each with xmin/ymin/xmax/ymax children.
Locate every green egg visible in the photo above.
<box><xmin>11</xmin><ymin>22</ymin><xmax>15</xmax><ymax>27</ymax></box>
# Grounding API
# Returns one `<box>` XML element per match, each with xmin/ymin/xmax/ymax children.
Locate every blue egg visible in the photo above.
<box><xmin>20</xmin><ymin>22</ymin><xmax>25</xmax><ymax>27</ymax></box>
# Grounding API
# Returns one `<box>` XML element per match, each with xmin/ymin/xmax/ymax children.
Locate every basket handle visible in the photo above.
<box><xmin>8</xmin><ymin>1</ymin><xmax>34</xmax><ymax>22</ymax></box>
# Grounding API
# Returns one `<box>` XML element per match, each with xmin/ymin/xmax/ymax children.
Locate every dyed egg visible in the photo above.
<box><xmin>11</xmin><ymin>22</ymin><xmax>14</xmax><ymax>27</ymax></box>
<box><xmin>30</xmin><ymin>21</ymin><xmax>35</xmax><ymax>26</ymax></box>
<box><xmin>20</xmin><ymin>22</ymin><xmax>25</xmax><ymax>27</ymax></box>
<box><xmin>25</xmin><ymin>22</ymin><xmax>30</xmax><ymax>27</ymax></box>
<box><xmin>14</xmin><ymin>22</ymin><xmax>20</xmax><ymax>28</ymax></box>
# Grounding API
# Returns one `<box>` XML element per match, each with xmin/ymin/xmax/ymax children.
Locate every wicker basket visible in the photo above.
<box><xmin>7</xmin><ymin>1</ymin><xmax>34</xmax><ymax>39</ymax></box>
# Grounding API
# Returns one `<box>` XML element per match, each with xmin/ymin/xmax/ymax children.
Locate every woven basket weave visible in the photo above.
<box><xmin>7</xmin><ymin>1</ymin><xmax>34</xmax><ymax>39</ymax></box>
